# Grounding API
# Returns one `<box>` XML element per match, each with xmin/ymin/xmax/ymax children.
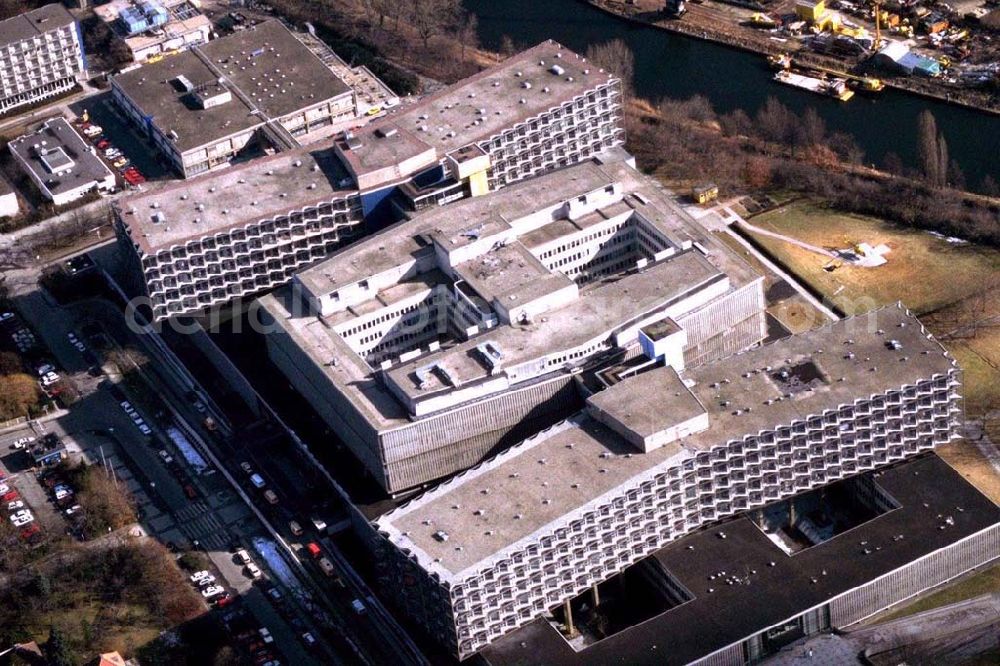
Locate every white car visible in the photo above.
<box><xmin>245</xmin><ymin>562</ymin><xmax>262</xmax><ymax>579</ymax></box>
<box><xmin>10</xmin><ymin>510</ymin><xmax>33</xmax><ymax>526</ymax></box>
<box><xmin>201</xmin><ymin>585</ymin><xmax>225</xmax><ymax>599</ymax></box>
<box><xmin>249</xmin><ymin>474</ymin><xmax>265</xmax><ymax>489</ymax></box>
<box><xmin>7</xmin><ymin>500</ymin><xmax>24</xmax><ymax>511</ymax></box>
<box><xmin>189</xmin><ymin>570</ymin><xmax>212</xmax><ymax>583</ymax></box>
<box><xmin>104</xmin><ymin>148</ymin><xmax>121</xmax><ymax>158</ymax></box>
<box><xmin>0</xmin><ymin>312</ymin><xmax>13</xmax><ymax>321</ymax></box>
<box><xmin>12</xmin><ymin>436</ymin><xmax>35</xmax><ymax>449</ymax></box>
<box><xmin>259</xmin><ymin>627</ymin><xmax>274</xmax><ymax>644</ymax></box>
<box><xmin>120</xmin><ymin>400</ymin><xmax>132</xmax><ymax>410</ymax></box>
<box><xmin>158</xmin><ymin>450</ymin><xmax>173</xmax><ymax>464</ymax></box>
<box><xmin>131</xmin><ymin>414</ymin><xmax>144</xmax><ymax>424</ymax></box>
<box><xmin>36</xmin><ymin>364</ymin><xmax>54</xmax><ymax>376</ymax></box>
<box><xmin>41</xmin><ymin>372</ymin><xmax>60</xmax><ymax>386</ymax></box>
<box><xmin>67</xmin><ymin>332</ymin><xmax>86</xmax><ymax>352</ymax></box>
<box><xmin>196</xmin><ymin>574</ymin><xmax>217</xmax><ymax>587</ymax></box>
<box><xmin>235</xmin><ymin>548</ymin><xmax>252</xmax><ymax>564</ymax></box>
<box><xmin>0</xmin><ymin>483</ymin><xmax>9</xmax><ymax>495</ymax></box>
<box><xmin>64</xmin><ymin>504</ymin><xmax>82</xmax><ymax>516</ymax></box>
<box><xmin>54</xmin><ymin>487</ymin><xmax>73</xmax><ymax>501</ymax></box>
<box><xmin>138</xmin><ymin>423</ymin><xmax>152</xmax><ymax>436</ymax></box>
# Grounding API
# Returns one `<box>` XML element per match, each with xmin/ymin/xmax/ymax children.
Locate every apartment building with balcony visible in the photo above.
<box><xmin>114</xmin><ymin>41</ymin><xmax>626</xmax><ymax>319</ymax></box>
<box><xmin>370</xmin><ymin>304</ymin><xmax>964</xmax><ymax>660</ymax></box>
<box><xmin>0</xmin><ymin>4</ymin><xmax>86</xmax><ymax>114</ymax></box>
<box><xmin>111</xmin><ymin>20</ymin><xmax>355</xmax><ymax>178</ymax></box>
<box><xmin>258</xmin><ymin>151</ymin><xmax>765</xmax><ymax>495</ymax></box>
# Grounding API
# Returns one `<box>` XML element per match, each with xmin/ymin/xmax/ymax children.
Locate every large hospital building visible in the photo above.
<box><xmin>114</xmin><ymin>41</ymin><xmax>624</xmax><ymax>320</ymax></box>
<box><xmin>259</xmin><ymin>150</ymin><xmax>766</xmax><ymax>494</ymax></box>
<box><xmin>370</xmin><ymin>305</ymin><xmax>978</xmax><ymax>661</ymax></box>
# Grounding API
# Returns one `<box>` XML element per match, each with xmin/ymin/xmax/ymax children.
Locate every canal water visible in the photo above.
<box><xmin>466</xmin><ymin>0</ymin><xmax>999</xmax><ymax>188</ymax></box>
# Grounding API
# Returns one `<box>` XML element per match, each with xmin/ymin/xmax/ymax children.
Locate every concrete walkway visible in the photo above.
<box><xmin>736</xmin><ymin>217</ymin><xmax>838</xmax><ymax>260</ymax></box>
<box><xmin>715</xmin><ymin>206</ymin><xmax>841</xmax><ymax>322</ymax></box>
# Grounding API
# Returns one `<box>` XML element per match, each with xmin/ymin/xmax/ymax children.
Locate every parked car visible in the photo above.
<box><xmin>183</xmin><ymin>483</ymin><xmax>197</xmax><ymax>499</ymax></box>
<box><xmin>96</xmin><ymin>139</ymin><xmax>110</xmax><ymax>150</ymax></box>
<box><xmin>245</xmin><ymin>562</ymin><xmax>262</xmax><ymax>579</ymax></box>
<box><xmin>249</xmin><ymin>474</ymin><xmax>265</xmax><ymax>489</ymax></box>
<box><xmin>41</xmin><ymin>371</ymin><xmax>60</xmax><ymax>387</ymax></box>
<box><xmin>236</xmin><ymin>548</ymin><xmax>252</xmax><ymax>564</ymax></box>
<box><xmin>138</xmin><ymin>423</ymin><xmax>152</xmax><ymax>436</ymax></box>
<box><xmin>112</xmin><ymin>157</ymin><xmax>129</xmax><ymax>169</ymax></box>
<box><xmin>289</xmin><ymin>520</ymin><xmax>303</xmax><ymax>536</ymax></box>
<box><xmin>351</xmin><ymin>598</ymin><xmax>366</xmax><ymax>615</ymax></box>
<box><xmin>64</xmin><ymin>504</ymin><xmax>82</xmax><ymax>516</ymax></box>
<box><xmin>12</xmin><ymin>436</ymin><xmax>35</xmax><ymax>449</ymax></box>
<box><xmin>10</xmin><ymin>510</ymin><xmax>34</xmax><ymax>526</ymax></box>
<box><xmin>240</xmin><ymin>461</ymin><xmax>253</xmax><ymax>474</ymax></box>
<box><xmin>201</xmin><ymin>585</ymin><xmax>225</xmax><ymax>599</ymax></box>
<box><xmin>7</xmin><ymin>500</ymin><xmax>24</xmax><ymax>511</ymax></box>
<box><xmin>214</xmin><ymin>594</ymin><xmax>235</xmax><ymax>608</ymax></box>
<box><xmin>317</xmin><ymin>557</ymin><xmax>336</xmax><ymax>577</ymax></box>
<box><xmin>158</xmin><ymin>450</ymin><xmax>173</xmax><ymax>464</ymax></box>
<box><xmin>263</xmin><ymin>489</ymin><xmax>279</xmax><ymax>505</ymax></box>
<box><xmin>189</xmin><ymin>570</ymin><xmax>212</xmax><ymax>583</ymax></box>
<box><xmin>305</xmin><ymin>542</ymin><xmax>321</xmax><ymax>558</ymax></box>
<box><xmin>301</xmin><ymin>632</ymin><xmax>317</xmax><ymax>649</ymax></box>
<box><xmin>0</xmin><ymin>311</ymin><xmax>14</xmax><ymax>321</ymax></box>
<box><xmin>196</xmin><ymin>575</ymin><xmax>217</xmax><ymax>588</ymax></box>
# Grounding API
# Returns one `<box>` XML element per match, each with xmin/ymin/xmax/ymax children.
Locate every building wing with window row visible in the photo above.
<box><xmin>370</xmin><ymin>304</ymin><xmax>963</xmax><ymax>660</ymax></box>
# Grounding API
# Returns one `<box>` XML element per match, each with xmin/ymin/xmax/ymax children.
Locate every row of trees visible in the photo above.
<box><xmin>613</xmin><ymin>70</ymin><xmax>1000</xmax><ymax>244</ymax></box>
<box><xmin>267</xmin><ymin>0</ymin><xmax>481</xmax><ymax>86</ymax></box>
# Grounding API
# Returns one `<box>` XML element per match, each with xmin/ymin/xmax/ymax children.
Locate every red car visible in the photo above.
<box><xmin>2</xmin><ymin>490</ymin><xmax>19</xmax><ymax>503</ymax></box>
<box><xmin>305</xmin><ymin>542</ymin><xmax>322</xmax><ymax>558</ymax></box>
<box><xmin>20</xmin><ymin>524</ymin><xmax>40</xmax><ymax>540</ymax></box>
<box><xmin>214</xmin><ymin>594</ymin><xmax>234</xmax><ymax>608</ymax></box>
<box><xmin>96</xmin><ymin>139</ymin><xmax>110</xmax><ymax>150</ymax></box>
<box><xmin>183</xmin><ymin>484</ymin><xmax>198</xmax><ymax>499</ymax></box>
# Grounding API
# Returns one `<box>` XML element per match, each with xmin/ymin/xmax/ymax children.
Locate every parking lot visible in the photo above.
<box><xmin>69</xmin><ymin>92</ymin><xmax>171</xmax><ymax>185</ymax></box>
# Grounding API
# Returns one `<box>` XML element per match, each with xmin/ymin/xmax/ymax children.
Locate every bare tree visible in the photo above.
<box><xmin>917</xmin><ymin>110</ymin><xmax>948</xmax><ymax>187</ymax></box>
<box><xmin>408</xmin><ymin>0</ymin><xmax>461</xmax><ymax>50</ymax></box>
<box><xmin>585</xmin><ymin>39</ymin><xmax>635</xmax><ymax>100</ymax></box>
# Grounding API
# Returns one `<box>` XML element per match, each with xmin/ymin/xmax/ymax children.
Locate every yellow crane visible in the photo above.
<box><xmin>873</xmin><ymin>0</ymin><xmax>883</xmax><ymax>51</ymax></box>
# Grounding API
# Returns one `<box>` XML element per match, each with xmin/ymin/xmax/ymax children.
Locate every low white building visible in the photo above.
<box><xmin>0</xmin><ymin>176</ymin><xmax>19</xmax><ymax>218</ymax></box>
<box><xmin>9</xmin><ymin>118</ymin><xmax>115</xmax><ymax>206</ymax></box>
<box><xmin>94</xmin><ymin>0</ymin><xmax>212</xmax><ymax>63</ymax></box>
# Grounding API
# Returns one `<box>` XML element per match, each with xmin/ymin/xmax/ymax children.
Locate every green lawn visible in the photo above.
<box><xmin>878</xmin><ymin>563</ymin><xmax>1000</xmax><ymax>622</ymax></box>
<box><xmin>746</xmin><ymin>200</ymin><xmax>1000</xmax><ymax>316</ymax></box>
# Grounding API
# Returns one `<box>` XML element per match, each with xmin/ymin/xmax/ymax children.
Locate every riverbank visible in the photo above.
<box><xmin>584</xmin><ymin>0</ymin><xmax>1000</xmax><ymax>117</ymax></box>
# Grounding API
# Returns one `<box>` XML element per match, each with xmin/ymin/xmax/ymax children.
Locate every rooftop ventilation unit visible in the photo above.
<box><xmin>476</xmin><ymin>341</ymin><xmax>504</xmax><ymax>372</ymax></box>
<box><xmin>550</xmin><ymin>64</ymin><xmax>565</xmax><ymax>76</ymax></box>
<box><xmin>375</xmin><ymin>127</ymin><xmax>397</xmax><ymax>138</ymax></box>
<box><xmin>432</xmin><ymin>530</ymin><xmax>449</xmax><ymax>542</ymax></box>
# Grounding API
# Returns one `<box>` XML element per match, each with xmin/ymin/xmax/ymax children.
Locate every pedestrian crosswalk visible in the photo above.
<box><xmin>174</xmin><ymin>501</ymin><xmax>229</xmax><ymax>551</ymax></box>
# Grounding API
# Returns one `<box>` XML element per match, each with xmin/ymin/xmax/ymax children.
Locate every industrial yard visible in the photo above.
<box><xmin>591</xmin><ymin>0</ymin><xmax>1000</xmax><ymax>112</ymax></box>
